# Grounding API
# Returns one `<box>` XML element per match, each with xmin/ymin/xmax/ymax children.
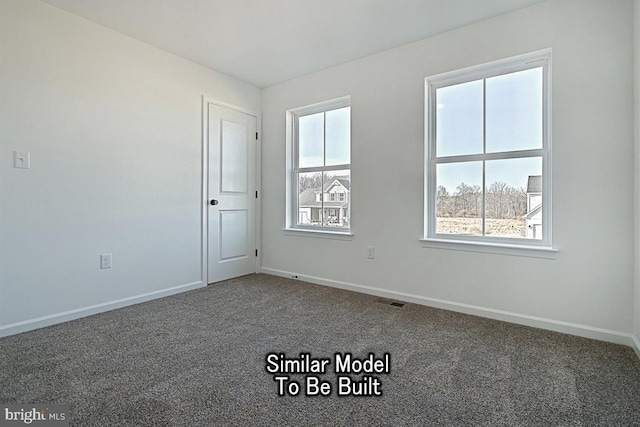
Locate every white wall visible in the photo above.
<box><xmin>262</xmin><ymin>0</ymin><xmax>635</xmax><ymax>341</ymax></box>
<box><xmin>0</xmin><ymin>0</ymin><xmax>260</xmax><ymax>332</ymax></box>
<box><xmin>634</xmin><ymin>0</ymin><xmax>640</xmax><ymax>352</ymax></box>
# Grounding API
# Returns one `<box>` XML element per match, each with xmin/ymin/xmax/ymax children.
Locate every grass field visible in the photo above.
<box><xmin>436</xmin><ymin>217</ymin><xmax>526</xmax><ymax>238</ymax></box>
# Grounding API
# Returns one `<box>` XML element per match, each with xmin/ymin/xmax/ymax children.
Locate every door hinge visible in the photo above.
<box><xmin>256</xmin><ymin>132</ymin><xmax>258</xmax><ymax>140</ymax></box>
<box><xmin>255</xmin><ymin>249</ymin><xmax>258</xmax><ymax>257</ymax></box>
<box><xmin>256</xmin><ymin>190</ymin><xmax>258</xmax><ymax>198</ymax></box>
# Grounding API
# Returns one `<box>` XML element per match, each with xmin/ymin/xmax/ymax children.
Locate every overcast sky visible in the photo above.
<box><xmin>436</xmin><ymin>67</ymin><xmax>543</xmax><ymax>192</ymax></box>
<box><xmin>297</xmin><ymin>67</ymin><xmax>543</xmax><ymax>193</ymax></box>
<box><xmin>298</xmin><ymin>107</ymin><xmax>350</xmax><ymax>168</ymax></box>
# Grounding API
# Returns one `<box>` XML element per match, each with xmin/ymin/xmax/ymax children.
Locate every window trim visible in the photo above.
<box><xmin>285</xmin><ymin>96</ymin><xmax>352</xmax><ymax>235</ymax></box>
<box><xmin>424</xmin><ymin>49</ymin><xmax>553</xmax><ymax>250</ymax></box>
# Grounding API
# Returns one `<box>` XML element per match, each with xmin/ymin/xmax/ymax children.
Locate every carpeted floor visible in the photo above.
<box><xmin>1</xmin><ymin>273</ymin><xmax>639</xmax><ymax>426</ymax></box>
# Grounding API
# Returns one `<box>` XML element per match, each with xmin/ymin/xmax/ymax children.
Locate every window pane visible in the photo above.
<box><xmin>486</xmin><ymin>67</ymin><xmax>543</xmax><ymax>153</ymax></box>
<box><xmin>297</xmin><ymin>172</ymin><xmax>323</xmax><ymax>225</ymax></box>
<box><xmin>436</xmin><ymin>162</ymin><xmax>482</xmax><ymax>235</ymax></box>
<box><xmin>485</xmin><ymin>157</ymin><xmax>542</xmax><ymax>239</ymax></box>
<box><xmin>436</xmin><ymin>80</ymin><xmax>483</xmax><ymax>157</ymax></box>
<box><xmin>298</xmin><ymin>112</ymin><xmax>324</xmax><ymax>168</ymax></box>
<box><xmin>326</xmin><ymin>107</ymin><xmax>350</xmax><ymax>166</ymax></box>
<box><xmin>322</xmin><ymin>170</ymin><xmax>350</xmax><ymax>228</ymax></box>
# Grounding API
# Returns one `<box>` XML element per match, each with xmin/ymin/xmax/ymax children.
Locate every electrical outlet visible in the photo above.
<box><xmin>367</xmin><ymin>246</ymin><xmax>375</xmax><ymax>259</ymax></box>
<box><xmin>100</xmin><ymin>254</ymin><xmax>112</xmax><ymax>269</ymax></box>
<box><xmin>14</xmin><ymin>151</ymin><xmax>30</xmax><ymax>169</ymax></box>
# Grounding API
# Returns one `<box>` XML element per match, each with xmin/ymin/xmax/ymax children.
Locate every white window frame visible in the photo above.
<box><xmin>423</xmin><ymin>50</ymin><xmax>555</xmax><ymax>255</ymax></box>
<box><xmin>285</xmin><ymin>96</ymin><xmax>352</xmax><ymax>237</ymax></box>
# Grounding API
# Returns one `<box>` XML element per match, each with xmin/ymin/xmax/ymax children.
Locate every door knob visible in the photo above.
<box><xmin>210</xmin><ymin>199</ymin><xmax>219</xmax><ymax>206</ymax></box>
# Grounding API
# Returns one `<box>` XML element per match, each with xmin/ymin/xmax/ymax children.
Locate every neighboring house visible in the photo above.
<box><xmin>298</xmin><ymin>176</ymin><xmax>350</xmax><ymax>226</ymax></box>
<box><xmin>524</xmin><ymin>175</ymin><xmax>542</xmax><ymax>239</ymax></box>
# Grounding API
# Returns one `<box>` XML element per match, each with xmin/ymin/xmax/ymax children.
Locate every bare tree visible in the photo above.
<box><xmin>298</xmin><ymin>173</ymin><xmax>323</xmax><ymax>192</ymax></box>
<box><xmin>453</xmin><ymin>183</ymin><xmax>481</xmax><ymax>217</ymax></box>
<box><xmin>485</xmin><ymin>181</ymin><xmax>527</xmax><ymax>219</ymax></box>
<box><xmin>507</xmin><ymin>186</ymin><xmax>527</xmax><ymax>218</ymax></box>
<box><xmin>488</xmin><ymin>181</ymin><xmax>508</xmax><ymax>219</ymax></box>
<box><xmin>436</xmin><ymin>185</ymin><xmax>451</xmax><ymax>216</ymax></box>
<box><xmin>436</xmin><ymin>181</ymin><xmax>527</xmax><ymax>219</ymax></box>
<box><xmin>470</xmin><ymin>185</ymin><xmax>481</xmax><ymax>217</ymax></box>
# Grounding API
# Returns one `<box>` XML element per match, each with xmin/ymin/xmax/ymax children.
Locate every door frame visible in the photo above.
<box><xmin>201</xmin><ymin>96</ymin><xmax>261</xmax><ymax>285</ymax></box>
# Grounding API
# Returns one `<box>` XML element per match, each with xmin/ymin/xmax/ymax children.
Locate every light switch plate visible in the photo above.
<box><xmin>14</xmin><ymin>151</ymin><xmax>30</xmax><ymax>169</ymax></box>
<box><xmin>367</xmin><ymin>246</ymin><xmax>375</xmax><ymax>259</ymax></box>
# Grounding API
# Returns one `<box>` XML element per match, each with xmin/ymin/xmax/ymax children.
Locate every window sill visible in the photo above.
<box><xmin>283</xmin><ymin>228</ymin><xmax>353</xmax><ymax>241</ymax></box>
<box><xmin>420</xmin><ymin>238</ymin><xmax>558</xmax><ymax>259</ymax></box>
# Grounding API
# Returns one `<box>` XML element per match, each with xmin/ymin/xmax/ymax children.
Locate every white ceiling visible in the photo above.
<box><xmin>40</xmin><ymin>0</ymin><xmax>546</xmax><ymax>88</ymax></box>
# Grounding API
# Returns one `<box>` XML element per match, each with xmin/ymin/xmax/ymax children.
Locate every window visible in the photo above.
<box><xmin>425</xmin><ymin>51</ymin><xmax>551</xmax><ymax>248</ymax></box>
<box><xmin>288</xmin><ymin>97</ymin><xmax>351</xmax><ymax>232</ymax></box>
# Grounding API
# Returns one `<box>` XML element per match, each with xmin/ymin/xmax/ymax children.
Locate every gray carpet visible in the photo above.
<box><xmin>1</xmin><ymin>274</ymin><xmax>639</xmax><ymax>426</ymax></box>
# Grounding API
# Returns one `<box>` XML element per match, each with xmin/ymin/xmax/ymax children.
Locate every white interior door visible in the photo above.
<box><xmin>207</xmin><ymin>102</ymin><xmax>257</xmax><ymax>284</ymax></box>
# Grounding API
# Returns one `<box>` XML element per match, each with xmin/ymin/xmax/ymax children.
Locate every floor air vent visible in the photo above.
<box><xmin>375</xmin><ymin>298</ymin><xmax>405</xmax><ymax>308</ymax></box>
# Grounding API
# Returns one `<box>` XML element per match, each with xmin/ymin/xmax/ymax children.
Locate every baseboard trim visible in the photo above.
<box><xmin>632</xmin><ymin>335</ymin><xmax>640</xmax><ymax>359</ymax></box>
<box><xmin>260</xmin><ymin>267</ymin><xmax>635</xmax><ymax>348</ymax></box>
<box><xmin>0</xmin><ymin>281</ymin><xmax>205</xmax><ymax>338</ymax></box>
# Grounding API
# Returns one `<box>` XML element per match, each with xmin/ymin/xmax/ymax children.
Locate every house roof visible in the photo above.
<box><xmin>298</xmin><ymin>188</ymin><xmax>348</xmax><ymax>208</ymax></box>
<box><xmin>323</xmin><ymin>176</ymin><xmax>351</xmax><ymax>191</ymax></box>
<box><xmin>523</xmin><ymin>204</ymin><xmax>542</xmax><ymax>219</ymax></box>
<box><xmin>299</xmin><ymin>175</ymin><xmax>350</xmax><ymax>208</ymax></box>
<box><xmin>527</xmin><ymin>175</ymin><xmax>542</xmax><ymax>193</ymax></box>
<box><xmin>298</xmin><ymin>188</ymin><xmax>317</xmax><ymax>207</ymax></box>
